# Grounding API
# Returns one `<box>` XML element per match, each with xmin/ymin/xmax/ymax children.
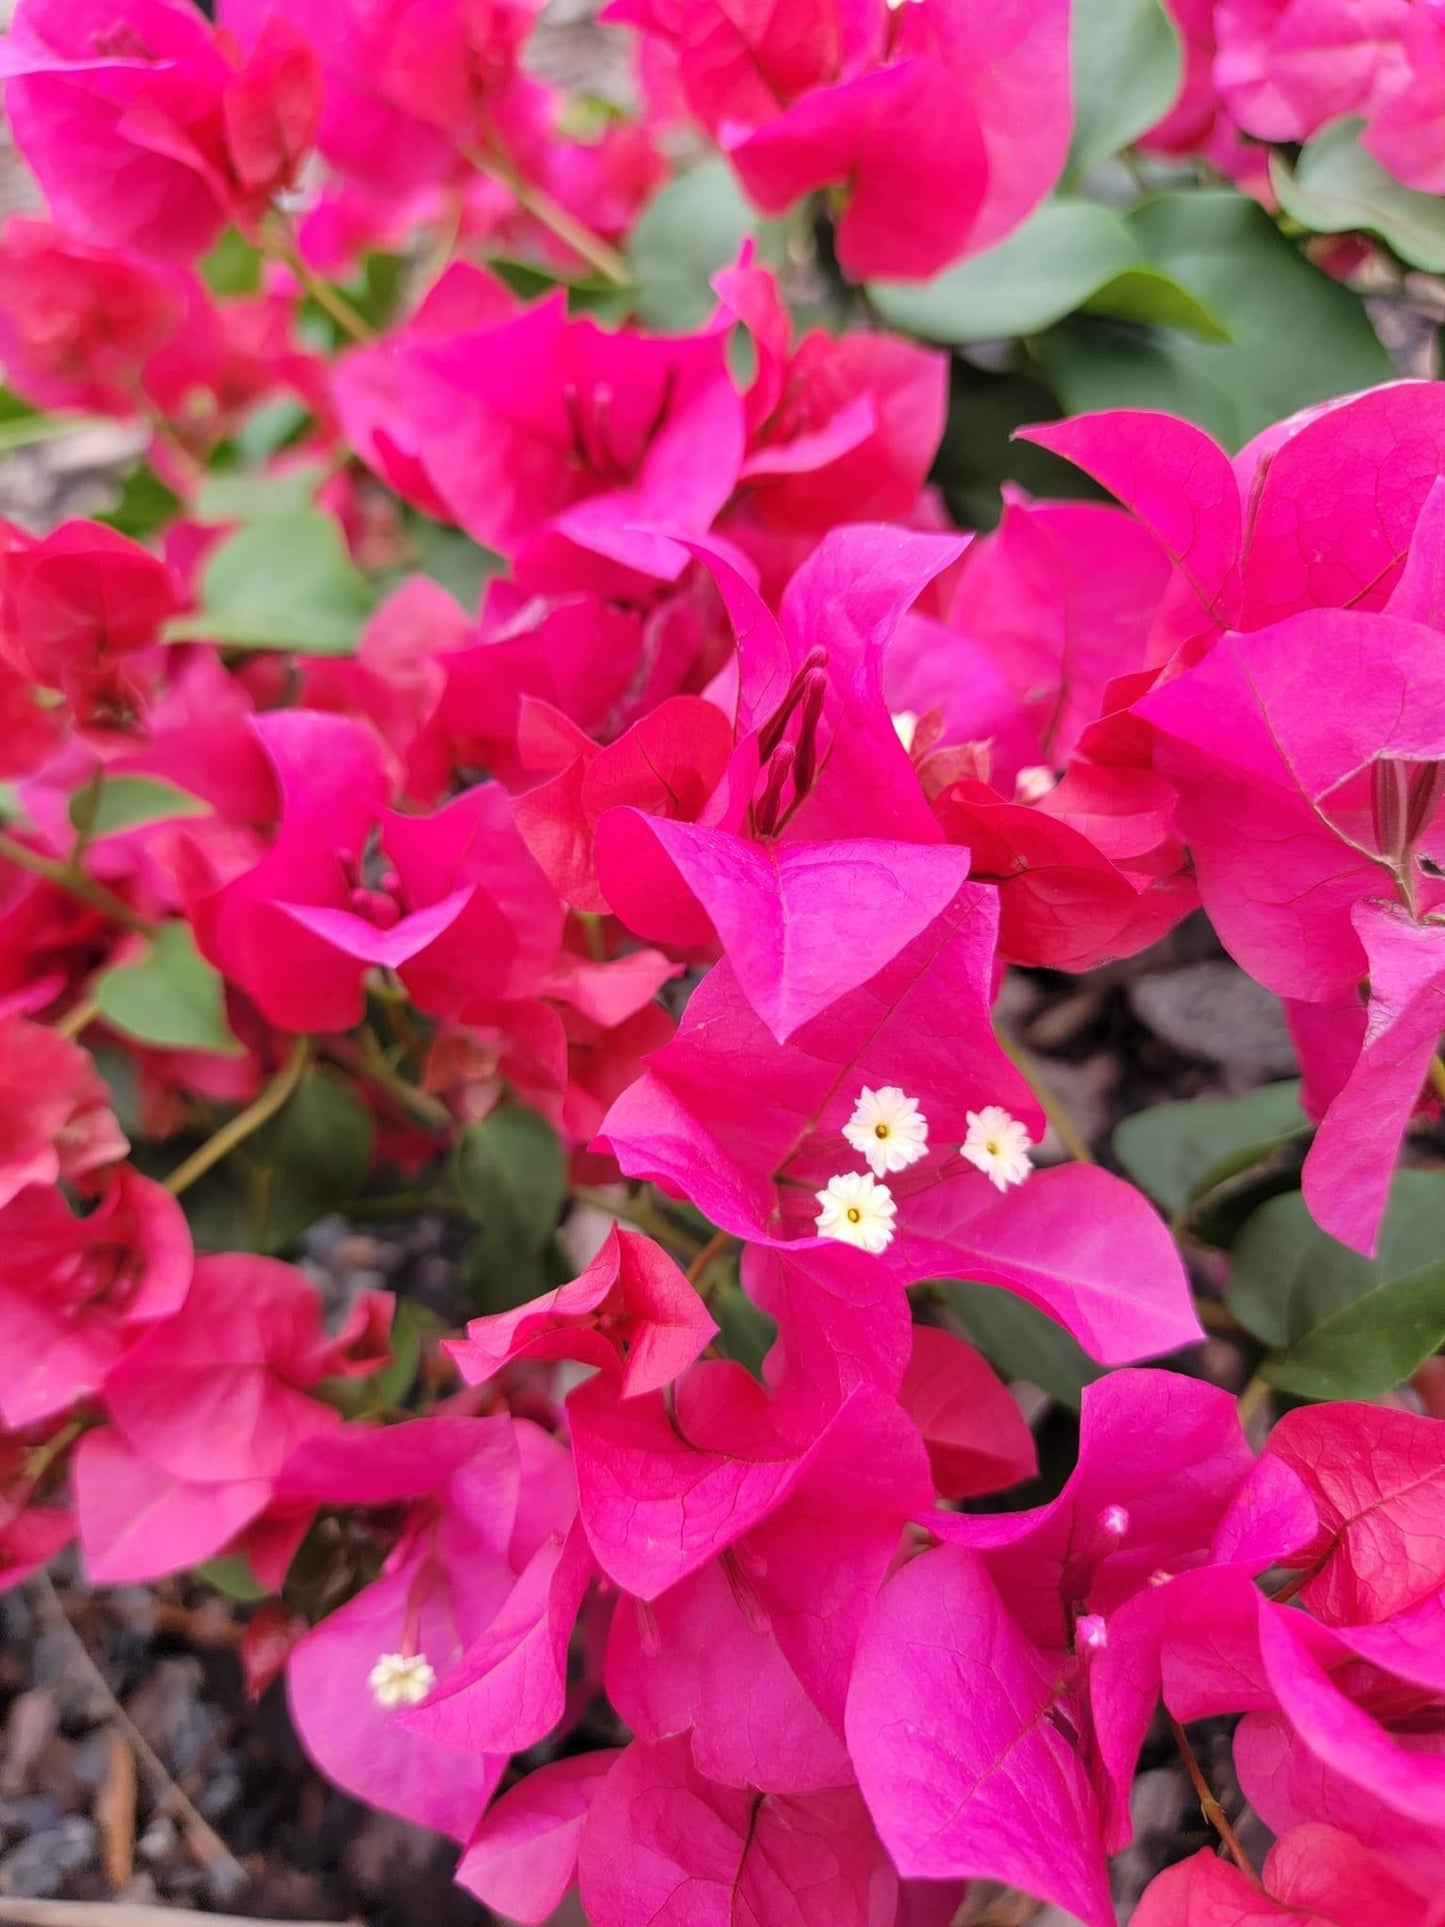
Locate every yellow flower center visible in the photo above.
<box><xmin>846</xmin><ymin>1207</ymin><xmax>861</xmax><ymax>1223</ymax></box>
<box><xmin>875</xmin><ymin>1123</ymin><xmax>890</xmax><ymax>1139</ymax></box>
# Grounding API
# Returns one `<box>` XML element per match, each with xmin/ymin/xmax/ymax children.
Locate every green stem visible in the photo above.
<box><xmin>0</xmin><ymin>829</ymin><xmax>156</xmax><ymax>935</ymax></box>
<box><xmin>996</xmin><ymin>1026</ymin><xmax>1096</xmax><ymax>1164</ymax></box>
<box><xmin>265</xmin><ymin>214</ymin><xmax>376</xmax><ymax>344</ymax></box>
<box><xmin>339</xmin><ymin>1030</ymin><xmax>454</xmax><ymax>1133</ymax></box>
<box><xmin>162</xmin><ymin>1036</ymin><xmax>312</xmax><ymax>1197</ymax></box>
<box><xmin>1169</xmin><ymin>1716</ymin><xmax>1263</xmax><ymax>1888</ymax></box>
<box><xmin>466</xmin><ymin>144</ymin><xmax>632</xmax><ymax>288</ymax></box>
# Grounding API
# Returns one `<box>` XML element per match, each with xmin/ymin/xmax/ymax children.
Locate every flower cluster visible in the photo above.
<box><xmin>1148</xmin><ymin>0</ymin><xmax>1445</xmax><ymax>198</ymax></box>
<box><xmin>0</xmin><ymin>3</ymin><xmax>1442</xmax><ymax>1925</ymax></box>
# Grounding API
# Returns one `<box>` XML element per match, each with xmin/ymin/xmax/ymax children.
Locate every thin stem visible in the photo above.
<box><xmin>1430</xmin><ymin>1055</ymin><xmax>1445</xmax><ymax>1105</ymax></box>
<box><xmin>23</xmin><ymin>1416</ymin><xmax>87</xmax><ymax>1485</ymax></box>
<box><xmin>466</xmin><ymin>144</ymin><xmax>632</xmax><ymax>287</ymax></box>
<box><xmin>32</xmin><ymin>1575</ymin><xmax>246</xmax><ymax>1889</ymax></box>
<box><xmin>0</xmin><ymin>831</ymin><xmax>156</xmax><ymax>935</ymax></box>
<box><xmin>687</xmin><ymin>1228</ymin><xmax>733</xmax><ymax>1291</ymax></box>
<box><xmin>1236</xmin><ymin>1371</ymin><xmax>1272</xmax><ymax>1430</ymax></box>
<box><xmin>996</xmin><ymin>1026</ymin><xmax>1096</xmax><ymax>1164</ymax></box>
<box><xmin>53</xmin><ymin>995</ymin><xmax>102</xmax><ymax>1042</ymax></box>
<box><xmin>1271</xmin><ymin>1551</ymin><xmax>1328</xmax><ymax>1607</ymax></box>
<box><xmin>339</xmin><ymin>1030</ymin><xmax>454</xmax><ymax>1134</ymax></box>
<box><xmin>570</xmin><ymin>1186</ymin><xmax>695</xmax><ymax>1257</ymax></box>
<box><xmin>264</xmin><ymin>214</ymin><xmax>376</xmax><ymax>344</ymax></box>
<box><xmin>162</xmin><ymin>1036</ymin><xmax>312</xmax><ymax>1197</ymax></box>
<box><xmin>1169</xmin><ymin>1716</ymin><xmax>1262</xmax><ymax>1887</ymax></box>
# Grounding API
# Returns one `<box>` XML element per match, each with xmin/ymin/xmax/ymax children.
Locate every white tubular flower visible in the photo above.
<box><xmin>814</xmin><ymin>1171</ymin><xmax>897</xmax><ymax>1254</ymax></box>
<box><xmin>961</xmin><ymin>1106</ymin><xmax>1033</xmax><ymax>1191</ymax></box>
<box><xmin>368</xmin><ymin>1652</ymin><xmax>437</xmax><ymax>1709</ymax></box>
<box><xmin>844</xmin><ymin>1084</ymin><xmax>929</xmax><ymax>1177</ymax></box>
<box><xmin>892</xmin><ymin>710</ymin><xmax>920</xmax><ymax>753</ymax></box>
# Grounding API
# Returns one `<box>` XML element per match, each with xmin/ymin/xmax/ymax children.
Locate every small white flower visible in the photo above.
<box><xmin>844</xmin><ymin>1084</ymin><xmax>930</xmax><ymax>1177</ymax></box>
<box><xmin>961</xmin><ymin>1106</ymin><xmax>1033</xmax><ymax>1191</ymax></box>
<box><xmin>1015</xmin><ymin>764</ymin><xmax>1057</xmax><ymax>804</ymax></box>
<box><xmin>892</xmin><ymin>710</ymin><xmax>920</xmax><ymax>753</ymax></box>
<box><xmin>814</xmin><ymin>1171</ymin><xmax>897</xmax><ymax>1254</ymax></box>
<box><xmin>368</xmin><ymin>1651</ymin><xmax>437</xmax><ymax>1709</ymax></box>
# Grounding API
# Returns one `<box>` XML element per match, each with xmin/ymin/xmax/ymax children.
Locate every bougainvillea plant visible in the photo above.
<box><xmin>2</xmin><ymin>0</ymin><xmax>1445</xmax><ymax>1921</ymax></box>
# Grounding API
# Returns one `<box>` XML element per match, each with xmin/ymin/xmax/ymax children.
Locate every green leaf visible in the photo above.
<box><xmin>486</xmin><ymin>256</ymin><xmax>633</xmax><ymax>322</ymax></box>
<box><xmin>1067</xmin><ymin>0</ymin><xmax>1184</xmax><ymax>177</ymax></box>
<box><xmin>100</xmin><ymin>465</ymin><xmax>183</xmax><ymax>541</ymax></box>
<box><xmin>931</xmin><ymin>361</ymin><xmax>1104</xmax><ymax>531</ymax></box>
<box><xmin>1272</xmin><ymin>117</ymin><xmax>1445</xmax><ymax>272</ymax></box>
<box><xmin>196</xmin><ymin>1553</ymin><xmax>269</xmax><ymax>1603</ymax></box>
<box><xmin>628</xmin><ymin>160</ymin><xmax>758</xmax><ymax>331</ymax></box>
<box><xmin>1227</xmin><ymin>1169</ymin><xmax>1445</xmax><ymax>1349</ymax></box>
<box><xmin>248</xmin><ymin>1066</ymin><xmax>378</xmax><ymax>1253</ymax></box>
<box><xmin>200</xmin><ymin>229</ymin><xmax>262</xmax><ymax>297</ymax></box>
<box><xmin>1082</xmin><ymin>265</ymin><xmax>1231</xmax><ymax>339</ymax></box>
<box><xmin>944</xmin><ymin>1279</ymin><xmax>1105</xmax><ymax>1409</ymax></box>
<box><xmin>1265</xmin><ymin>1260</ymin><xmax>1445</xmax><ymax>1401</ymax></box>
<box><xmin>408</xmin><ymin>516</ymin><xmax>505</xmax><ymax>610</ymax></box>
<box><xmin>711</xmin><ymin>1278</ymin><xmax>777</xmax><ymax>1382</ymax></box>
<box><xmin>94</xmin><ymin>923</ymin><xmax>242</xmax><ymax>1056</ymax></box>
<box><xmin>456</xmin><ymin>1104</ymin><xmax>567</xmax><ymax>1309</ymax></box>
<box><xmin>195</xmin><ymin>465</ymin><xmax>326</xmax><ymax>525</ymax></box>
<box><xmin>230</xmin><ymin>397</ymin><xmax>314</xmax><ymax>464</ymax></box>
<box><xmin>870</xmin><ymin>200</ymin><xmax>1141</xmax><ymax>343</ymax></box>
<box><xmin>1036</xmin><ymin>190</ymin><xmax>1393</xmax><ymax>449</ymax></box>
<box><xmin>1114</xmin><ymin>1081</ymin><xmax>1307</xmax><ymax>1217</ymax></box>
<box><xmin>69</xmin><ymin>774</ymin><xmax>209</xmax><ymax>838</ymax></box>
<box><xmin>166</xmin><ymin>508</ymin><xmax>377</xmax><ymax>654</ymax></box>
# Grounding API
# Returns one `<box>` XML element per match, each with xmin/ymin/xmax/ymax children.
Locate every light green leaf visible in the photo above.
<box><xmin>197</xmin><ymin>466</ymin><xmax>325</xmax><ymax>525</ymax></box>
<box><xmin>628</xmin><ymin>160</ymin><xmax>759</xmax><ymax>331</ymax></box>
<box><xmin>1227</xmin><ymin>1170</ymin><xmax>1445</xmax><ymax>1348</ymax></box>
<box><xmin>870</xmin><ymin>200</ymin><xmax>1141</xmax><ymax>343</ymax></box>
<box><xmin>1037</xmin><ymin>190</ymin><xmax>1392</xmax><ymax>448</ymax></box>
<box><xmin>1068</xmin><ymin>0</ymin><xmax>1184</xmax><ymax>177</ymax></box>
<box><xmin>944</xmin><ymin>1279</ymin><xmax>1105</xmax><ymax>1409</ymax></box>
<box><xmin>166</xmin><ymin>508</ymin><xmax>377</xmax><ymax>654</ymax></box>
<box><xmin>1114</xmin><ymin>1081</ymin><xmax>1307</xmax><ymax>1217</ymax></box>
<box><xmin>69</xmin><ymin>774</ymin><xmax>210</xmax><ymax>838</ymax></box>
<box><xmin>94</xmin><ymin>922</ymin><xmax>243</xmax><ymax>1056</ymax></box>
<box><xmin>1272</xmin><ymin>117</ymin><xmax>1445</xmax><ymax>272</ymax></box>
<box><xmin>1265</xmin><ymin>1260</ymin><xmax>1445</xmax><ymax>1400</ymax></box>
<box><xmin>1082</xmin><ymin>265</ymin><xmax>1231</xmax><ymax>339</ymax></box>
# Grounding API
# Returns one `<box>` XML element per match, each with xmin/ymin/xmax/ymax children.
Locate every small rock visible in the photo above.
<box><xmin>0</xmin><ymin>1815</ymin><xmax>97</xmax><ymax>1897</ymax></box>
<box><xmin>1129</xmin><ymin>964</ymin><xmax>1297</xmax><ymax>1076</ymax></box>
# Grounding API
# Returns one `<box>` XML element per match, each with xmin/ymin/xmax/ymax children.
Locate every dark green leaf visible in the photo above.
<box><xmin>456</xmin><ymin>1105</ymin><xmax>567</xmax><ymax>1309</ymax></box>
<box><xmin>1067</xmin><ymin>0</ymin><xmax>1184</xmax><ymax>177</ymax></box>
<box><xmin>1114</xmin><ymin>1081</ymin><xmax>1307</xmax><ymax>1216</ymax></box>
<box><xmin>1037</xmin><ymin>191</ymin><xmax>1393</xmax><ymax>448</ymax></box>
<box><xmin>247</xmin><ymin>1066</ymin><xmax>377</xmax><ymax>1253</ymax></box>
<box><xmin>70</xmin><ymin>774</ymin><xmax>209</xmax><ymax>838</ymax></box>
<box><xmin>100</xmin><ymin>465</ymin><xmax>183</xmax><ymax>540</ymax></box>
<box><xmin>1227</xmin><ymin>1170</ymin><xmax>1445</xmax><ymax>1348</ymax></box>
<box><xmin>456</xmin><ymin>1105</ymin><xmax>566</xmax><ymax>1246</ymax></box>
<box><xmin>944</xmin><ymin>1278</ymin><xmax>1105</xmax><ymax>1409</ymax></box>
<box><xmin>1272</xmin><ymin>117</ymin><xmax>1445</xmax><ymax>272</ymax></box>
<box><xmin>166</xmin><ymin>508</ymin><xmax>377</xmax><ymax>654</ymax></box>
<box><xmin>871</xmin><ymin>200</ymin><xmax>1141</xmax><ymax>343</ymax></box>
<box><xmin>1265</xmin><ymin>1259</ymin><xmax>1445</xmax><ymax>1400</ymax></box>
<box><xmin>486</xmin><ymin>256</ymin><xmax>633</xmax><ymax>321</ymax></box>
<box><xmin>711</xmin><ymin>1278</ymin><xmax>777</xmax><ymax>1381</ymax></box>
<box><xmin>628</xmin><ymin>160</ymin><xmax>758</xmax><ymax>331</ymax></box>
<box><xmin>94</xmin><ymin>923</ymin><xmax>243</xmax><ymax>1056</ymax></box>
<box><xmin>931</xmin><ymin>360</ymin><xmax>1103</xmax><ymax>531</ymax></box>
